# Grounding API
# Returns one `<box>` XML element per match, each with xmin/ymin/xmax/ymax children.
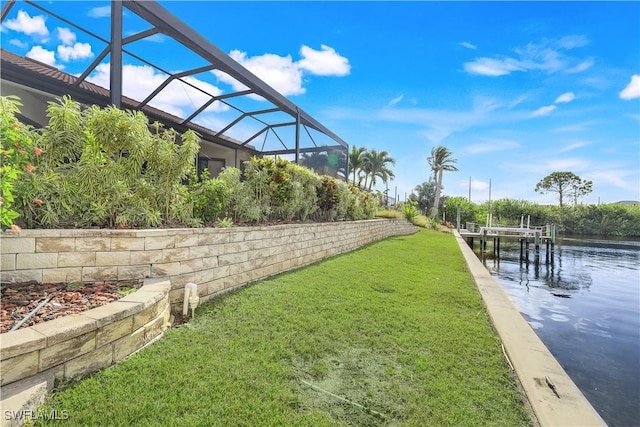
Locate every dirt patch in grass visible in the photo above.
<box><xmin>0</xmin><ymin>279</ymin><xmax>143</xmax><ymax>333</ymax></box>
<box><xmin>294</xmin><ymin>348</ymin><xmax>414</xmax><ymax>425</ymax></box>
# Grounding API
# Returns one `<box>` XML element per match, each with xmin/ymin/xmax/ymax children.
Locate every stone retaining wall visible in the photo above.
<box><xmin>0</xmin><ymin>278</ymin><xmax>170</xmax><ymax>390</ymax></box>
<box><xmin>0</xmin><ymin>219</ymin><xmax>416</xmax><ymax>425</ymax></box>
<box><xmin>0</xmin><ymin>219</ymin><xmax>417</xmax><ymax>312</ymax></box>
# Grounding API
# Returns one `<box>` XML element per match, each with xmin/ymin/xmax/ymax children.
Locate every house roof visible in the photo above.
<box><xmin>0</xmin><ymin>48</ymin><xmax>256</xmax><ymax>153</ymax></box>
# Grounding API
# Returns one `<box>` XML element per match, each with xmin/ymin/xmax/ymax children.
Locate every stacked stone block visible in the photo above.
<box><xmin>0</xmin><ymin>219</ymin><xmax>416</xmax><ymax>312</ymax></box>
<box><xmin>0</xmin><ymin>278</ymin><xmax>170</xmax><ymax>388</ymax></box>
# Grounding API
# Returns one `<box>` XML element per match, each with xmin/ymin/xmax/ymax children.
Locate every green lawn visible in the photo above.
<box><xmin>38</xmin><ymin>229</ymin><xmax>532</xmax><ymax>426</ymax></box>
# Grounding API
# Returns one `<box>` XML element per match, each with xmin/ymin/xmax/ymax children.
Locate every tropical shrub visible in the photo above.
<box><xmin>334</xmin><ymin>180</ymin><xmax>352</xmax><ymax>220</ymax></box>
<box><xmin>286</xmin><ymin>164</ymin><xmax>319</xmax><ymax>221</ymax></box>
<box><xmin>190</xmin><ymin>170</ymin><xmax>229</xmax><ymax>225</ymax></box>
<box><xmin>3</xmin><ymin>94</ymin><xmax>404</xmax><ymax>230</ymax></box>
<box><xmin>218</xmin><ymin>167</ymin><xmax>260</xmax><ymax>223</ymax></box>
<box><xmin>243</xmin><ymin>157</ymin><xmax>274</xmax><ymax>222</ymax></box>
<box><xmin>143</xmin><ymin>122</ymin><xmax>199</xmax><ymax>226</ymax></box>
<box><xmin>316</xmin><ymin>176</ymin><xmax>339</xmax><ymax>221</ymax></box>
<box><xmin>9</xmin><ymin>95</ymin><xmax>199</xmax><ymax>228</ymax></box>
<box><xmin>400</xmin><ymin>200</ymin><xmax>419</xmax><ymax>221</ymax></box>
<box><xmin>0</xmin><ymin>95</ymin><xmax>38</xmax><ymax>231</ymax></box>
<box><xmin>442</xmin><ymin>196</ymin><xmax>486</xmax><ymax>228</ymax></box>
<box><xmin>361</xmin><ymin>187</ymin><xmax>377</xmax><ymax>219</ymax></box>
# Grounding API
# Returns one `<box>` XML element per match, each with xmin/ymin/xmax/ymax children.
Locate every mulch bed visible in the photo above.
<box><xmin>1</xmin><ymin>279</ymin><xmax>143</xmax><ymax>334</ymax></box>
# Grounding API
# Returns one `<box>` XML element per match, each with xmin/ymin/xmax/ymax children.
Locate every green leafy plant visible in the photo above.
<box><xmin>316</xmin><ymin>175</ymin><xmax>339</xmax><ymax>221</ymax></box>
<box><xmin>9</xmin><ymin>96</ymin><xmax>200</xmax><ymax>229</ymax></box>
<box><xmin>190</xmin><ymin>170</ymin><xmax>229</xmax><ymax>224</ymax></box>
<box><xmin>219</xmin><ymin>167</ymin><xmax>260</xmax><ymax>223</ymax></box>
<box><xmin>400</xmin><ymin>200</ymin><xmax>419</xmax><ymax>221</ymax></box>
<box><xmin>0</xmin><ymin>95</ymin><xmax>40</xmax><ymax>231</ymax></box>
<box><xmin>4</xmin><ymin>95</ymin><xmax>411</xmax><ymax>230</ymax></box>
<box><xmin>144</xmin><ymin>122</ymin><xmax>199</xmax><ymax>226</ymax></box>
<box><xmin>215</xmin><ymin>217</ymin><xmax>233</xmax><ymax>228</ymax></box>
<box><xmin>116</xmin><ymin>287</ymin><xmax>137</xmax><ymax>296</ymax></box>
<box><xmin>243</xmin><ymin>156</ymin><xmax>274</xmax><ymax>222</ymax></box>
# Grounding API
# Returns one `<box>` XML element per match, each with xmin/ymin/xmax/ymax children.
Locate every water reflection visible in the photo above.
<box><xmin>476</xmin><ymin>237</ymin><xmax>640</xmax><ymax>427</ymax></box>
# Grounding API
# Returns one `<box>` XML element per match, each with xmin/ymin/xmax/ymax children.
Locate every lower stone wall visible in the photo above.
<box><xmin>0</xmin><ymin>278</ymin><xmax>170</xmax><ymax>391</ymax></box>
<box><xmin>0</xmin><ymin>219</ymin><xmax>417</xmax><ymax>312</ymax></box>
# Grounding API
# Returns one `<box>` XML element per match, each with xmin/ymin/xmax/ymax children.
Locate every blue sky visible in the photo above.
<box><xmin>2</xmin><ymin>1</ymin><xmax>639</xmax><ymax>204</ymax></box>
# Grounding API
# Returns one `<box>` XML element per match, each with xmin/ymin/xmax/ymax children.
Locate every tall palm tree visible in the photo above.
<box><xmin>427</xmin><ymin>146</ymin><xmax>458</xmax><ymax>219</ymax></box>
<box><xmin>363</xmin><ymin>149</ymin><xmax>396</xmax><ymax>192</ymax></box>
<box><xmin>348</xmin><ymin>145</ymin><xmax>367</xmax><ymax>187</ymax></box>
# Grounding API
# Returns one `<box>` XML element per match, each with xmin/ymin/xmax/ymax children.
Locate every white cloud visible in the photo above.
<box><xmin>57</xmin><ymin>27</ymin><xmax>75</xmax><ymax>45</ymax></box>
<box><xmin>57</xmin><ymin>42</ymin><xmax>93</xmax><ymax>61</ymax></box>
<box><xmin>226</xmin><ymin>50</ymin><xmax>305</xmax><ymax>96</ymax></box>
<box><xmin>457</xmin><ymin>179</ymin><xmax>489</xmax><ymax>192</ymax></box>
<box><xmin>587</xmin><ymin>169</ymin><xmax>639</xmax><ymax>192</ymax></box>
<box><xmin>464</xmin><ymin>57</ymin><xmax>523</xmax><ymax>76</ymax></box>
<box><xmin>26</xmin><ymin>46</ymin><xmax>60</xmax><ymax>68</ymax></box>
<box><xmin>9</xmin><ymin>39</ymin><xmax>28</xmax><ymax>49</ymax></box>
<box><xmin>566</xmin><ymin>58</ymin><xmax>594</xmax><ymax>74</ymax></box>
<box><xmin>558</xmin><ymin>141</ymin><xmax>590</xmax><ymax>153</ymax></box>
<box><xmin>298</xmin><ymin>44</ymin><xmax>350</xmax><ymax>76</ymax></box>
<box><xmin>214</xmin><ymin>45</ymin><xmax>350</xmax><ymax>97</ymax></box>
<box><xmin>460</xmin><ymin>41</ymin><xmax>477</xmax><ymax>50</ymax></box>
<box><xmin>547</xmin><ymin>158</ymin><xmax>590</xmax><ymax>171</ymax></box>
<box><xmin>368</xmin><ymin>95</ymin><xmax>530</xmax><ymax>145</ymax></box>
<box><xmin>530</xmin><ymin>92</ymin><xmax>574</xmax><ymax>119</ymax></box>
<box><xmin>471</xmin><ymin>179</ymin><xmax>490</xmax><ymax>191</ymax></box>
<box><xmin>555</xmin><ymin>92</ymin><xmax>575</xmax><ymax>104</ymax></box>
<box><xmin>552</xmin><ymin>120</ymin><xmax>597</xmax><ymax>132</ymax></box>
<box><xmin>461</xmin><ymin>139</ymin><xmax>520</xmax><ymax>155</ymax></box>
<box><xmin>620</xmin><ymin>75</ymin><xmax>640</xmax><ymax>100</ymax></box>
<box><xmin>532</xmin><ymin>105</ymin><xmax>557</xmax><ymax>117</ymax></box>
<box><xmin>556</xmin><ymin>35</ymin><xmax>590</xmax><ymax>49</ymax></box>
<box><xmin>143</xmin><ymin>34</ymin><xmax>167</xmax><ymax>43</ymax></box>
<box><xmin>385</xmin><ymin>95</ymin><xmax>403</xmax><ymax>108</ymax></box>
<box><xmin>88</xmin><ymin>63</ymin><xmax>227</xmax><ymax>118</ymax></box>
<box><xmin>464</xmin><ymin>35</ymin><xmax>591</xmax><ymax>77</ymax></box>
<box><xmin>502</xmin><ymin>157</ymin><xmax>590</xmax><ymax>176</ymax></box>
<box><xmin>88</xmin><ymin>6</ymin><xmax>110</xmax><ymax>18</ymax></box>
<box><xmin>3</xmin><ymin>10</ymin><xmax>49</xmax><ymax>39</ymax></box>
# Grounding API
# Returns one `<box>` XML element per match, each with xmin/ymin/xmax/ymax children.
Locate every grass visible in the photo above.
<box><xmin>374</xmin><ymin>209</ymin><xmax>402</xmax><ymax>219</ymax></box>
<box><xmin>37</xmin><ymin>229</ymin><xmax>532</xmax><ymax>426</ymax></box>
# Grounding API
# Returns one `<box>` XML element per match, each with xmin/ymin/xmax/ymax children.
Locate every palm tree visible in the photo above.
<box><xmin>362</xmin><ymin>149</ymin><xmax>396</xmax><ymax>192</ymax></box>
<box><xmin>300</xmin><ymin>151</ymin><xmax>329</xmax><ymax>175</ymax></box>
<box><xmin>348</xmin><ymin>145</ymin><xmax>367</xmax><ymax>187</ymax></box>
<box><xmin>427</xmin><ymin>146</ymin><xmax>458</xmax><ymax>219</ymax></box>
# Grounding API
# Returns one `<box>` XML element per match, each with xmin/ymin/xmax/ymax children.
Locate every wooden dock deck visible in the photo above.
<box><xmin>458</xmin><ymin>223</ymin><xmax>557</xmax><ymax>264</ymax></box>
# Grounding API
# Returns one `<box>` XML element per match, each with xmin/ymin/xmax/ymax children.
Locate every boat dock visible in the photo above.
<box><xmin>459</xmin><ymin>222</ymin><xmax>557</xmax><ymax>265</ymax></box>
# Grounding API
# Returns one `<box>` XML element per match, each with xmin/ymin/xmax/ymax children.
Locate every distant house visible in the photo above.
<box><xmin>613</xmin><ymin>201</ymin><xmax>640</xmax><ymax>206</ymax></box>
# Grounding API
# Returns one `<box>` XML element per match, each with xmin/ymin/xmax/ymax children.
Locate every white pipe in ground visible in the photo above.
<box><xmin>182</xmin><ymin>282</ymin><xmax>199</xmax><ymax>317</ymax></box>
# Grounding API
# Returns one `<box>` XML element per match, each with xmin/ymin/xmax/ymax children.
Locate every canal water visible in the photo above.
<box><xmin>478</xmin><ymin>237</ymin><xmax>640</xmax><ymax>427</ymax></box>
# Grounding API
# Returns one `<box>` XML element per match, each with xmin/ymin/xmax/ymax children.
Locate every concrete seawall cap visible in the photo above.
<box><xmin>453</xmin><ymin>230</ymin><xmax>606</xmax><ymax>427</ymax></box>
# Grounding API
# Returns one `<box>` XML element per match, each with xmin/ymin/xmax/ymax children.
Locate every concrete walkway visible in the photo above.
<box><xmin>453</xmin><ymin>230</ymin><xmax>606</xmax><ymax>427</ymax></box>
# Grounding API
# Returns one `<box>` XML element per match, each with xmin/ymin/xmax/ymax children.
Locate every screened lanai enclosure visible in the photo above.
<box><xmin>0</xmin><ymin>0</ymin><xmax>348</xmax><ymax>178</ymax></box>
